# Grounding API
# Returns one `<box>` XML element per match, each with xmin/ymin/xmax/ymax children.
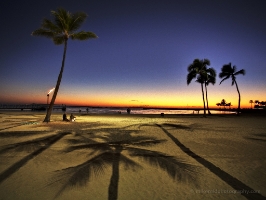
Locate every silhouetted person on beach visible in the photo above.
<box><xmin>70</xmin><ymin>113</ymin><xmax>76</xmax><ymax>122</ymax></box>
<box><xmin>62</xmin><ymin>104</ymin><xmax>66</xmax><ymax>112</ymax></box>
<box><xmin>63</xmin><ymin>113</ymin><xmax>69</xmax><ymax>121</ymax></box>
<box><xmin>127</xmin><ymin>108</ymin><xmax>131</xmax><ymax>114</ymax></box>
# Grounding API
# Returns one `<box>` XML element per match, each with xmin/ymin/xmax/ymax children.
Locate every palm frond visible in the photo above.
<box><xmin>203</xmin><ymin>58</ymin><xmax>210</xmax><ymax>66</ymax></box>
<box><xmin>234</xmin><ymin>69</ymin><xmax>245</xmax><ymax>76</ymax></box>
<box><xmin>69</xmin><ymin>12</ymin><xmax>87</xmax><ymax>32</ymax></box>
<box><xmin>71</xmin><ymin>31</ymin><xmax>98</xmax><ymax>40</ymax></box>
<box><xmin>232</xmin><ymin>65</ymin><xmax>237</xmax><ymax>73</ymax></box>
<box><xmin>41</xmin><ymin>19</ymin><xmax>61</xmax><ymax>33</ymax></box>
<box><xmin>219</xmin><ymin>71</ymin><xmax>230</xmax><ymax>79</ymax></box>
<box><xmin>206</xmin><ymin>68</ymin><xmax>216</xmax><ymax>76</ymax></box>
<box><xmin>205</xmin><ymin>68</ymin><xmax>216</xmax><ymax>85</ymax></box>
<box><xmin>31</xmin><ymin>28</ymin><xmax>55</xmax><ymax>38</ymax></box>
<box><xmin>206</xmin><ymin>75</ymin><xmax>216</xmax><ymax>85</ymax></box>
<box><xmin>187</xmin><ymin>71</ymin><xmax>196</xmax><ymax>85</ymax></box>
<box><xmin>128</xmin><ymin>138</ymin><xmax>167</xmax><ymax>147</ymax></box>
<box><xmin>0</xmin><ymin>133</ymin><xmax>59</xmax><ymax>154</ymax></box>
<box><xmin>127</xmin><ymin>147</ymin><xmax>198</xmax><ymax>182</ymax></box>
<box><xmin>119</xmin><ymin>154</ymin><xmax>142</xmax><ymax>171</ymax></box>
<box><xmin>52</xmin><ymin>152</ymin><xmax>110</xmax><ymax>198</ymax></box>
<box><xmin>51</xmin><ymin>8</ymin><xmax>71</xmax><ymax>31</ymax></box>
<box><xmin>219</xmin><ymin>75</ymin><xmax>230</xmax><ymax>85</ymax></box>
<box><xmin>53</xmin><ymin>36</ymin><xmax>65</xmax><ymax>45</ymax></box>
<box><xmin>64</xmin><ymin>142</ymin><xmax>110</xmax><ymax>153</ymax></box>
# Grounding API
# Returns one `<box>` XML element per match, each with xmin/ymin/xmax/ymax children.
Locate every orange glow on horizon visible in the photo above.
<box><xmin>0</xmin><ymin>88</ymin><xmax>261</xmax><ymax>109</ymax></box>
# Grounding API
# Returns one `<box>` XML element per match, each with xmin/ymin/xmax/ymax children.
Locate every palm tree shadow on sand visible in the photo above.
<box><xmin>244</xmin><ymin>133</ymin><xmax>266</xmax><ymax>143</ymax></box>
<box><xmin>0</xmin><ymin>131</ymin><xmax>71</xmax><ymax>184</ymax></box>
<box><xmin>156</xmin><ymin>123</ymin><xmax>266</xmax><ymax>200</ymax></box>
<box><xmin>48</xmin><ymin>127</ymin><xmax>200</xmax><ymax>200</ymax></box>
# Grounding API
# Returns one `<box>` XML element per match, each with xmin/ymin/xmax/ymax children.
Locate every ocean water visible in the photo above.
<box><xmin>62</xmin><ymin>107</ymin><xmax>235</xmax><ymax>115</ymax></box>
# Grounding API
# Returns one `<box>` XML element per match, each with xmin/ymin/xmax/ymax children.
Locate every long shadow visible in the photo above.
<box><xmin>244</xmin><ymin>133</ymin><xmax>266</xmax><ymax>143</ymax></box>
<box><xmin>0</xmin><ymin>120</ymin><xmax>40</xmax><ymax>131</ymax></box>
<box><xmin>161</xmin><ymin>123</ymin><xmax>192</xmax><ymax>130</ymax></box>
<box><xmin>156</xmin><ymin>124</ymin><xmax>266</xmax><ymax>200</ymax></box>
<box><xmin>0</xmin><ymin>132</ymin><xmax>61</xmax><ymax>154</ymax></box>
<box><xmin>0</xmin><ymin>130</ymin><xmax>50</xmax><ymax>138</ymax></box>
<box><xmin>0</xmin><ymin>131</ymin><xmax>70</xmax><ymax>184</ymax></box>
<box><xmin>0</xmin><ymin>123</ymin><xmax>27</xmax><ymax>131</ymax></box>
<box><xmin>49</xmin><ymin>127</ymin><xmax>199</xmax><ymax>200</ymax></box>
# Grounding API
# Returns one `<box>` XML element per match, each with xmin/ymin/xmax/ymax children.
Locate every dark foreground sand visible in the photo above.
<box><xmin>0</xmin><ymin>111</ymin><xmax>266</xmax><ymax>200</ymax></box>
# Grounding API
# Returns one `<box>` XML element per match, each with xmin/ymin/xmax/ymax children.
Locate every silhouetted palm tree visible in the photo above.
<box><xmin>219</xmin><ymin>63</ymin><xmax>245</xmax><ymax>115</ymax></box>
<box><xmin>249</xmin><ymin>100</ymin><xmax>254</xmax><ymax>109</ymax></box>
<box><xmin>196</xmin><ymin>67</ymin><xmax>216</xmax><ymax>114</ymax></box>
<box><xmin>51</xmin><ymin>130</ymin><xmax>197</xmax><ymax>199</ymax></box>
<box><xmin>187</xmin><ymin>59</ymin><xmax>211</xmax><ymax>116</ymax></box>
<box><xmin>216</xmin><ymin>102</ymin><xmax>221</xmax><ymax>109</ymax></box>
<box><xmin>32</xmin><ymin>8</ymin><xmax>97</xmax><ymax>122</ymax></box>
<box><xmin>220</xmin><ymin>99</ymin><xmax>226</xmax><ymax>109</ymax></box>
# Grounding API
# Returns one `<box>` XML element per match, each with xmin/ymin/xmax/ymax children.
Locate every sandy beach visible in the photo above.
<box><xmin>0</xmin><ymin>111</ymin><xmax>265</xmax><ymax>200</ymax></box>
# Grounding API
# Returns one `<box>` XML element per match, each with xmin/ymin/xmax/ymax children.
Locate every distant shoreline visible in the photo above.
<box><xmin>1</xmin><ymin>103</ymin><xmax>265</xmax><ymax>111</ymax></box>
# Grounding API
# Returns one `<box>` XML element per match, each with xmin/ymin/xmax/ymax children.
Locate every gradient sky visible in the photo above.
<box><xmin>1</xmin><ymin>0</ymin><xmax>266</xmax><ymax>108</ymax></box>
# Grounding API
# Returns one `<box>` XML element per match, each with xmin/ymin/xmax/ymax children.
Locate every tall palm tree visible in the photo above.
<box><xmin>32</xmin><ymin>8</ymin><xmax>97</xmax><ymax>122</ymax></box>
<box><xmin>51</xmin><ymin>130</ymin><xmax>198</xmax><ymax>199</ymax></box>
<box><xmin>196</xmin><ymin>67</ymin><xmax>216</xmax><ymax>114</ymax></box>
<box><xmin>187</xmin><ymin>59</ymin><xmax>210</xmax><ymax>116</ymax></box>
<box><xmin>219</xmin><ymin>63</ymin><xmax>245</xmax><ymax>115</ymax></box>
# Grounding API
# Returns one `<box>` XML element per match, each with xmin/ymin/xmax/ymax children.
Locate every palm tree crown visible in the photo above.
<box><xmin>219</xmin><ymin>63</ymin><xmax>245</xmax><ymax>85</ymax></box>
<box><xmin>32</xmin><ymin>8</ymin><xmax>97</xmax><ymax>44</ymax></box>
<box><xmin>187</xmin><ymin>59</ymin><xmax>210</xmax><ymax>85</ymax></box>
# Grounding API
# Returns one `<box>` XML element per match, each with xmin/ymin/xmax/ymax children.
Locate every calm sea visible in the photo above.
<box><xmin>0</xmin><ymin>105</ymin><xmax>235</xmax><ymax>114</ymax></box>
<box><xmin>62</xmin><ymin>107</ymin><xmax>235</xmax><ymax>115</ymax></box>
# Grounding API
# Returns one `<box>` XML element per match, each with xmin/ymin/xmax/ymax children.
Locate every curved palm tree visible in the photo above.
<box><xmin>32</xmin><ymin>8</ymin><xmax>98</xmax><ymax>122</ymax></box>
<box><xmin>187</xmin><ymin>59</ymin><xmax>210</xmax><ymax>116</ymax></box>
<box><xmin>219</xmin><ymin>63</ymin><xmax>245</xmax><ymax>115</ymax></box>
<box><xmin>50</xmin><ymin>130</ymin><xmax>198</xmax><ymax>199</ymax></box>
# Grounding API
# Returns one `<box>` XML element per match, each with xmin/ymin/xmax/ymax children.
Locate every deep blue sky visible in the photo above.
<box><xmin>1</xmin><ymin>0</ymin><xmax>266</xmax><ymax>107</ymax></box>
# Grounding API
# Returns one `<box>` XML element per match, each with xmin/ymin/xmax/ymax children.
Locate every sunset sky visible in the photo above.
<box><xmin>1</xmin><ymin>0</ymin><xmax>266</xmax><ymax>108</ymax></box>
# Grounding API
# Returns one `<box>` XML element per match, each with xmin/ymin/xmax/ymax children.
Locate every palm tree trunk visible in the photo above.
<box><xmin>43</xmin><ymin>39</ymin><xmax>68</xmax><ymax>122</ymax></box>
<box><xmin>204</xmin><ymin>82</ymin><xmax>211</xmax><ymax>115</ymax></box>
<box><xmin>201</xmin><ymin>83</ymin><xmax>206</xmax><ymax>116</ymax></box>
<box><xmin>108</xmin><ymin>147</ymin><xmax>122</xmax><ymax>200</ymax></box>
<box><xmin>234</xmin><ymin>79</ymin><xmax>241</xmax><ymax>115</ymax></box>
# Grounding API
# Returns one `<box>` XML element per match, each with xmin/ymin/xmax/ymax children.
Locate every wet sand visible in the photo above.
<box><xmin>0</xmin><ymin>111</ymin><xmax>266</xmax><ymax>200</ymax></box>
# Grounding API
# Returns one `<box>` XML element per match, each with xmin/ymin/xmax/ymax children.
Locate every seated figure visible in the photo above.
<box><xmin>70</xmin><ymin>113</ymin><xmax>76</xmax><ymax>122</ymax></box>
<box><xmin>63</xmin><ymin>113</ymin><xmax>69</xmax><ymax>121</ymax></box>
